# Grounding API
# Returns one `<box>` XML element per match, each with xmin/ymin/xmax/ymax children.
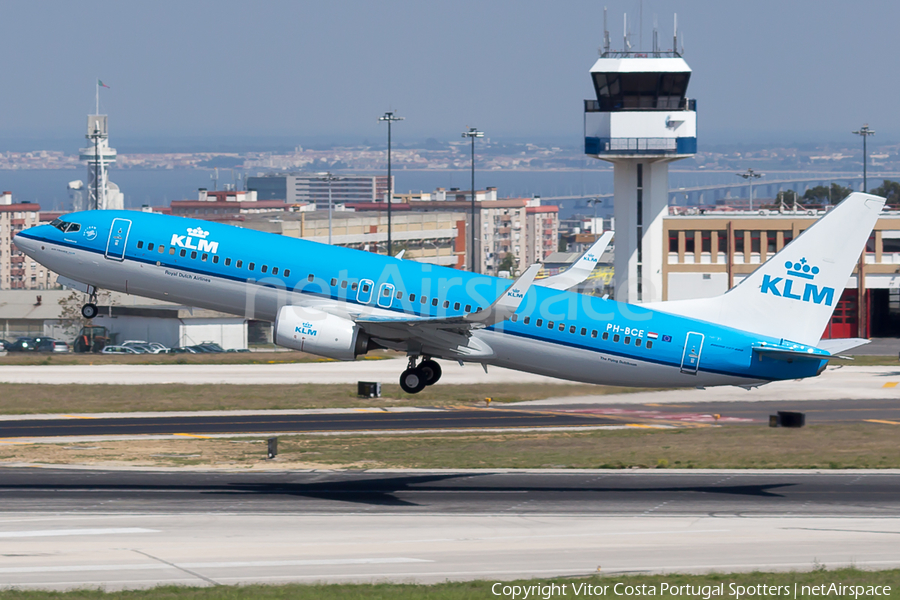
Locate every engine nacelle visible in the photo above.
<box><xmin>274</xmin><ymin>305</ymin><xmax>370</xmax><ymax>360</ymax></box>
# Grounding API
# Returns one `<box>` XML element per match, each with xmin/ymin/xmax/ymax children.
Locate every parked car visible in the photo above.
<box><xmin>167</xmin><ymin>346</ymin><xmax>198</xmax><ymax>354</ymax></box>
<box><xmin>122</xmin><ymin>341</ymin><xmax>169</xmax><ymax>354</ymax></box>
<box><xmin>37</xmin><ymin>340</ymin><xmax>70</xmax><ymax>353</ymax></box>
<box><xmin>197</xmin><ymin>342</ymin><xmax>226</xmax><ymax>353</ymax></box>
<box><xmin>100</xmin><ymin>345</ymin><xmax>141</xmax><ymax>355</ymax></box>
<box><xmin>7</xmin><ymin>337</ymin><xmax>38</xmax><ymax>352</ymax></box>
<box><xmin>226</xmin><ymin>348</ymin><xmax>251</xmax><ymax>353</ymax></box>
<box><xmin>0</xmin><ymin>339</ymin><xmax>10</xmax><ymax>352</ymax></box>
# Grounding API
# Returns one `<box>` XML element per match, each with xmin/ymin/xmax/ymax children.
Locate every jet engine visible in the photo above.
<box><xmin>274</xmin><ymin>305</ymin><xmax>372</xmax><ymax>360</ymax></box>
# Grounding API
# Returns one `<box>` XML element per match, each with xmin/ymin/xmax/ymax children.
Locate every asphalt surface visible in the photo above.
<box><xmin>0</xmin><ymin>408</ymin><xmax>622</xmax><ymax>439</ymax></box>
<box><xmin>2</xmin><ymin>468</ymin><xmax>898</xmax><ymax>516</ymax></box>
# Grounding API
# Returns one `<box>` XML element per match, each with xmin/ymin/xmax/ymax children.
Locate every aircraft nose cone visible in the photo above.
<box><xmin>13</xmin><ymin>229</ymin><xmax>40</xmax><ymax>257</ymax></box>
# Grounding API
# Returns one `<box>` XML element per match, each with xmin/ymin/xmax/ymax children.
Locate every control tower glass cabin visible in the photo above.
<box><xmin>584</xmin><ymin>56</ymin><xmax>697</xmax><ymax>303</ymax></box>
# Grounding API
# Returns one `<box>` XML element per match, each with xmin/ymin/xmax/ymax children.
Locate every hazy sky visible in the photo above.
<box><xmin>3</xmin><ymin>0</ymin><xmax>899</xmax><ymax>148</ymax></box>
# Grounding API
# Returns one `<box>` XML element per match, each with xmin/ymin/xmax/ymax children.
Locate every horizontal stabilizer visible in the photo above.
<box><xmin>817</xmin><ymin>338</ymin><xmax>869</xmax><ymax>354</ymax></box>
<box><xmin>538</xmin><ymin>231</ymin><xmax>612</xmax><ymax>290</ymax></box>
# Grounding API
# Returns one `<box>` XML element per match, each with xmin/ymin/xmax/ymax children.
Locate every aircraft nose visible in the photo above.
<box><xmin>13</xmin><ymin>226</ymin><xmax>46</xmax><ymax>257</ymax></box>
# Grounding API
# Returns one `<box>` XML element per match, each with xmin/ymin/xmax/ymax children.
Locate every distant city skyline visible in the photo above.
<box><xmin>1</xmin><ymin>0</ymin><xmax>899</xmax><ymax>150</ymax></box>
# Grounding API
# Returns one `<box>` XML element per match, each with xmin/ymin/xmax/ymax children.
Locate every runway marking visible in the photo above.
<box><xmin>173</xmin><ymin>433</ymin><xmax>212</xmax><ymax>439</ymax></box>
<box><xmin>0</xmin><ymin>557</ymin><xmax>431</xmax><ymax>575</ymax></box>
<box><xmin>882</xmin><ymin>382</ymin><xmax>898</xmax><ymax>388</ymax></box>
<box><xmin>0</xmin><ymin>527</ymin><xmax>158</xmax><ymax>539</ymax></box>
<box><xmin>865</xmin><ymin>419</ymin><xmax>900</xmax><ymax>425</ymax></box>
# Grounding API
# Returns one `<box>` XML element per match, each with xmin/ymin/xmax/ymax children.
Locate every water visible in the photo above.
<box><xmin>0</xmin><ymin>168</ymin><xmax>832</xmax><ymax>213</ymax></box>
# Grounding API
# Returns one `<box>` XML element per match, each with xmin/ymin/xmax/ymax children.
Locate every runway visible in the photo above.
<box><xmin>1</xmin><ymin>468</ymin><xmax>899</xmax><ymax>590</ymax></box>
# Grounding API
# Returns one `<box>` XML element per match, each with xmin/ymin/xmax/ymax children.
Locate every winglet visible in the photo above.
<box><xmin>395</xmin><ymin>249</ymin><xmax>406</xmax><ymax>260</ymax></box>
<box><xmin>538</xmin><ymin>231</ymin><xmax>612</xmax><ymax>290</ymax></box>
<box><xmin>465</xmin><ymin>263</ymin><xmax>542</xmax><ymax>326</ymax></box>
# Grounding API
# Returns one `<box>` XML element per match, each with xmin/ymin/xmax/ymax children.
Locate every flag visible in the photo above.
<box><xmin>647</xmin><ymin>332</ymin><xmax>659</xmax><ymax>340</ymax></box>
<box><xmin>98</xmin><ymin>80</ymin><xmax>110</xmax><ymax>89</ymax></box>
<box><xmin>662</xmin><ymin>335</ymin><xmax>673</xmax><ymax>343</ymax></box>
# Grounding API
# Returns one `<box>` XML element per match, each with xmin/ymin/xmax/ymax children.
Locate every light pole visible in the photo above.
<box><xmin>379</xmin><ymin>111</ymin><xmax>404</xmax><ymax>256</ymax></box>
<box><xmin>852</xmin><ymin>124</ymin><xmax>875</xmax><ymax>192</ymax></box>
<box><xmin>737</xmin><ymin>168</ymin><xmax>762</xmax><ymax>211</ymax></box>
<box><xmin>317</xmin><ymin>172</ymin><xmax>342</xmax><ymax>245</ymax></box>
<box><xmin>462</xmin><ymin>126</ymin><xmax>484</xmax><ymax>272</ymax></box>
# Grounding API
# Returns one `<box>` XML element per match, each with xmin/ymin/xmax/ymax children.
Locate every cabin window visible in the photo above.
<box><xmin>635</xmin><ymin>338</ymin><xmax>642</xmax><ymax>347</ymax></box>
<box><xmin>341</xmin><ymin>281</ymin><xmax>347</xmax><ymax>289</ymax></box>
<box><xmin>362</xmin><ymin>283</ymin><xmax>370</xmax><ymax>293</ymax></box>
<box><xmin>454</xmin><ymin>302</ymin><xmax>460</xmax><ymax>310</ymax></box>
<box><xmin>396</xmin><ymin>291</ymin><xmax>403</xmax><ymax>299</ymax></box>
<box><xmin>523</xmin><ymin>317</ymin><xmax>530</xmax><ymax>325</ymax></box>
<box><xmin>465</xmin><ymin>304</ymin><xmax>472</xmax><ymax>312</ymax></box>
<box><xmin>308</xmin><ymin>274</ymin><xmax>314</xmax><ymax>282</ymax></box>
<box><xmin>548</xmin><ymin>321</ymin><xmax>554</xmax><ymax>329</ymax></box>
<box><xmin>442</xmin><ymin>300</ymin><xmax>449</xmax><ymax>308</ymax></box>
<box><xmin>432</xmin><ymin>298</ymin><xmax>439</xmax><ymax>307</ymax></box>
<box><xmin>613</xmin><ymin>334</ymin><xmax>620</xmax><ymax>343</ymax></box>
<box><xmin>624</xmin><ymin>336</ymin><xmax>631</xmax><ymax>344</ymax></box>
<box><xmin>580</xmin><ymin>327</ymin><xmax>587</xmax><ymax>335</ymax></box>
<box><xmin>646</xmin><ymin>341</ymin><xmax>653</xmax><ymax>349</ymax></box>
<box><xmin>201</xmin><ymin>253</ymin><xmax>208</xmax><ymax>262</ymax></box>
<box><xmin>170</xmin><ymin>247</ymin><xmax>176</xmax><ymax>255</ymax></box>
<box><xmin>351</xmin><ymin>282</ymin><xmax>358</xmax><ymax>291</ymax></box>
<box><xmin>558</xmin><ymin>323</ymin><xmax>565</xmax><ymax>331</ymax></box>
<box><xmin>384</xmin><ymin>287</ymin><xmax>392</xmax><ymax>297</ymax></box>
<box><xmin>190</xmin><ymin>251</ymin><xmax>197</xmax><ymax>259</ymax></box>
<box><xmin>158</xmin><ymin>245</ymin><xmax>164</xmax><ymax>254</ymax></box>
<box><xmin>570</xmin><ymin>326</ymin><xmax>576</xmax><ymax>334</ymax></box>
<box><xmin>148</xmin><ymin>243</ymin><xmax>155</xmax><ymax>251</ymax></box>
<box><xmin>262</xmin><ymin>265</ymin><xmax>268</xmax><ymax>274</ymax></box>
<box><xmin>591</xmin><ymin>330</ymin><xmax>598</xmax><ymax>338</ymax></box>
<box><xmin>330</xmin><ymin>278</ymin><xmax>337</xmax><ymax>286</ymax></box>
<box><xmin>225</xmin><ymin>258</ymin><xmax>232</xmax><ymax>266</ymax></box>
<box><xmin>536</xmin><ymin>319</ymin><xmax>543</xmax><ymax>327</ymax></box>
<box><xmin>271</xmin><ymin>267</ymin><xmax>278</xmax><ymax>275</ymax></box>
<box><xmin>236</xmin><ymin>260</ymin><xmax>243</xmax><ymax>268</ymax></box>
<box><xmin>511</xmin><ymin>314</ymin><xmax>518</xmax><ymax>322</ymax></box>
<box><xmin>137</xmin><ymin>241</ymin><xmax>144</xmax><ymax>249</ymax></box>
<box><xmin>248</xmin><ymin>262</ymin><xmax>255</xmax><ymax>271</ymax></box>
<box><xmin>284</xmin><ymin>269</ymin><xmax>290</xmax><ymax>277</ymax></box>
<box><xmin>602</xmin><ymin>332</ymin><xmax>609</xmax><ymax>340</ymax></box>
<box><xmin>180</xmin><ymin>249</ymin><xmax>187</xmax><ymax>257</ymax></box>
<box><xmin>213</xmin><ymin>256</ymin><xmax>219</xmax><ymax>264</ymax></box>
<box><xmin>409</xmin><ymin>293</ymin><xmax>416</xmax><ymax>302</ymax></box>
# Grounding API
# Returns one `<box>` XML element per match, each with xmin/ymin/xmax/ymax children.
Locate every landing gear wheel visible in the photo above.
<box><xmin>419</xmin><ymin>359</ymin><xmax>442</xmax><ymax>386</ymax></box>
<box><xmin>399</xmin><ymin>368</ymin><xmax>427</xmax><ymax>394</ymax></box>
<box><xmin>81</xmin><ymin>303</ymin><xmax>98</xmax><ymax>319</ymax></box>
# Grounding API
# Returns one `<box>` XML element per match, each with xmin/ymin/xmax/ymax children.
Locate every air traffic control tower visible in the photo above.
<box><xmin>584</xmin><ymin>19</ymin><xmax>696</xmax><ymax>303</ymax></box>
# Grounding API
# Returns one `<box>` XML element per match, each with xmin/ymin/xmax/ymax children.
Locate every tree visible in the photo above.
<box><xmin>56</xmin><ymin>289</ymin><xmax>114</xmax><ymax>341</ymax></box>
<box><xmin>802</xmin><ymin>183</ymin><xmax>852</xmax><ymax>204</ymax></box>
<box><xmin>871</xmin><ymin>180</ymin><xmax>900</xmax><ymax>203</ymax></box>
<box><xmin>498</xmin><ymin>252</ymin><xmax>517</xmax><ymax>276</ymax></box>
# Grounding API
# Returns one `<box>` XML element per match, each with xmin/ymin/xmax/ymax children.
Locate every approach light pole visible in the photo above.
<box><xmin>852</xmin><ymin>124</ymin><xmax>875</xmax><ymax>192</ymax></box>
<box><xmin>462</xmin><ymin>126</ymin><xmax>484</xmax><ymax>272</ymax></box>
<box><xmin>317</xmin><ymin>172</ymin><xmax>342</xmax><ymax>245</ymax></box>
<box><xmin>736</xmin><ymin>168</ymin><xmax>763</xmax><ymax>211</ymax></box>
<box><xmin>379</xmin><ymin>111</ymin><xmax>403</xmax><ymax>256</ymax></box>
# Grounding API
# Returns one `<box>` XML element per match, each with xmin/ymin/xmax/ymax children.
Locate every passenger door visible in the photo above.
<box><xmin>377</xmin><ymin>283</ymin><xmax>395</xmax><ymax>308</ymax></box>
<box><xmin>680</xmin><ymin>332</ymin><xmax>704</xmax><ymax>374</ymax></box>
<box><xmin>356</xmin><ymin>279</ymin><xmax>374</xmax><ymax>304</ymax></box>
<box><xmin>104</xmin><ymin>218</ymin><xmax>132</xmax><ymax>261</ymax></box>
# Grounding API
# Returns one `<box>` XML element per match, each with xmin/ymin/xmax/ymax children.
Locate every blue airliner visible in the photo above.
<box><xmin>13</xmin><ymin>193</ymin><xmax>883</xmax><ymax>393</ymax></box>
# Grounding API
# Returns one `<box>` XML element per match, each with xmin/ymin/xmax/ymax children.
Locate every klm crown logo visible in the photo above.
<box><xmin>187</xmin><ymin>227</ymin><xmax>209</xmax><ymax>239</ymax></box>
<box><xmin>760</xmin><ymin>257</ymin><xmax>834</xmax><ymax>306</ymax></box>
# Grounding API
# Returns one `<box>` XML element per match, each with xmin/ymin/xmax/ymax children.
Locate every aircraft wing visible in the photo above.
<box><xmin>751</xmin><ymin>344</ymin><xmax>833</xmax><ymax>362</ymax></box>
<box><xmin>353</xmin><ymin>264</ymin><xmax>541</xmax><ymax>355</ymax></box>
<box><xmin>537</xmin><ymin>231</ymin><xmax>612</xmax><ymax>290</ymax></box>
<box><xmin>816</xmin><ymin>338</ymin><xmax>869</xmax><ymax>354</ymax></box>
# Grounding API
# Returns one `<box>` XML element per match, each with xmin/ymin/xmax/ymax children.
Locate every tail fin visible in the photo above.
<box><xmin>647</xmin><ymin>192</ymin><xmax>885</xmax><ymax>345</ymax></box>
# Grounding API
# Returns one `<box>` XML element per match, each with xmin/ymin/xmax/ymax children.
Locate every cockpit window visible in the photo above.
<box><xmin>51</xmin><ymin>219</ymin><xmax>81</xmax><ymax>233</ymax></box>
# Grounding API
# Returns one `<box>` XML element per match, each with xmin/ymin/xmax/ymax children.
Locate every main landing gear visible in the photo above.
<box><xmin>81</xmin><ymin>287</ymin><xmax>99</xmax><ymax>320</ymax></box>
<box><xmin>399</xmin><ymin>356</ymin><xmax>443</xmax><ymax>394</ymax></box>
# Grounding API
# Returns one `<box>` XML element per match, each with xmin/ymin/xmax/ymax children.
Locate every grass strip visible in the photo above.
<box><xmin>1</xmin><ymin>568</ymin><xmax>898</xmax><ymax>599</ymax></box>
<box><xmin>5</xmin><ymin>424</ymin><xmax>900</xmax><ymax>470</ymax></box>
<box><xmin>0</xmin><ymin>350</ymin><xmax>353</xmax><ymax>366</ymax></box>
<box><xmin>0</xmin><ymin>383</ymin><xmax>634</xmax><ymax>414</ymax></box>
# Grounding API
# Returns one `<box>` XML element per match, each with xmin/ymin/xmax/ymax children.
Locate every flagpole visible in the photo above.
<box><xmin>95</xmin><ymin>80</ymin><xmax>99</xmax><ymax>115</ymax></box>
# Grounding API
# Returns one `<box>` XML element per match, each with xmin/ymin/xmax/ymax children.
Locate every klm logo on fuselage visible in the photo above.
<box><xmin>171</xmin><ymin>227</ymin><xmax>219</xmax><ymax>254</ymax></box>
<box><xmin>507</xmin><ymin>287</ymin><xmax>524</xmax><ymax>299</ymax></box>
<box><xmin>760</xmin><ymin>258</ymin><xmax>834</xmax><ymax>306</ymax></box>
<box><xmin>295</xmin><ymin>322</ymin><xmax>317</xmax><ymax>336</ymax></box>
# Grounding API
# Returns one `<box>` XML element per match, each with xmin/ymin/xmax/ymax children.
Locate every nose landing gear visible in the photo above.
<box><xmin>399</xmin><ymin>356</ymin><xmax>443</xmax><ymax>394</ymax></box>
<box><xmin>81</xmin><ymin>287</ymin><xmax>99</xmax><ymax>320</ymax></box>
